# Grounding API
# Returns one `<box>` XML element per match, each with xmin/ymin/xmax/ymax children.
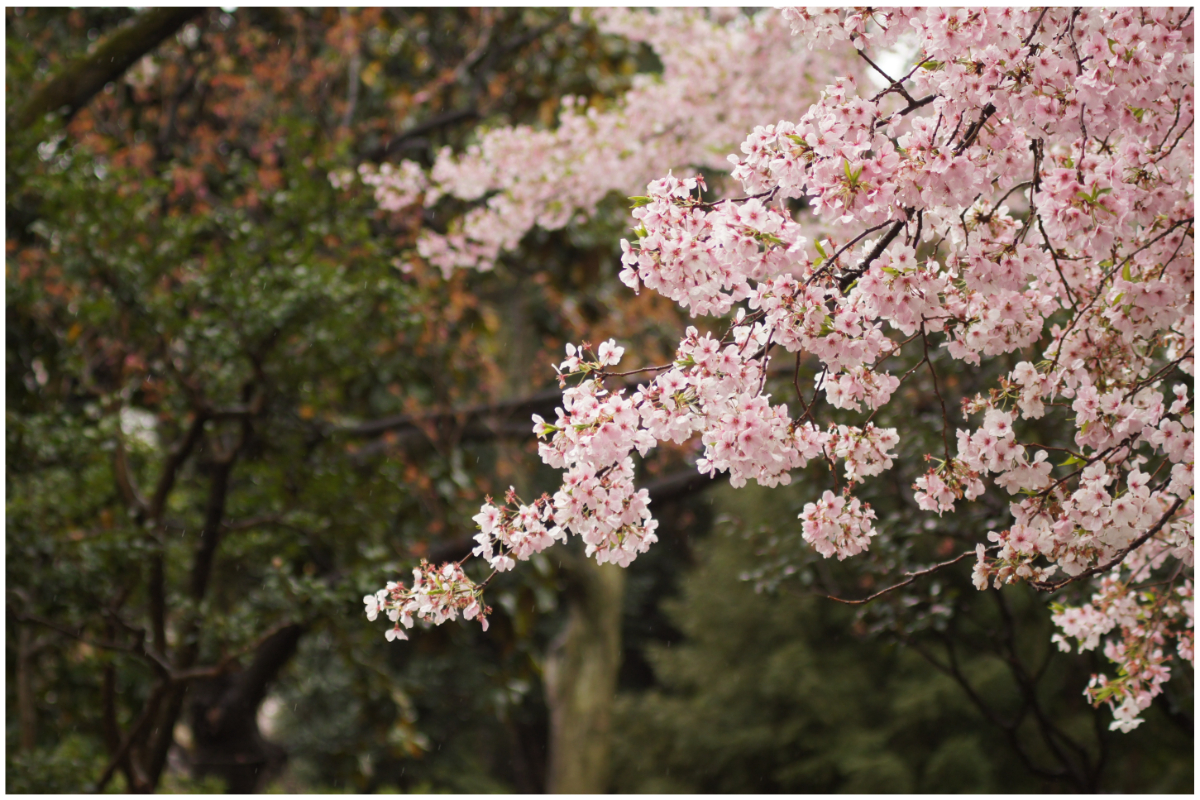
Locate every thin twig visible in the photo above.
<box><xmin>823</xmin><ymin>548</ymin><xmax>980</xmax><ymax>605</ymax></box>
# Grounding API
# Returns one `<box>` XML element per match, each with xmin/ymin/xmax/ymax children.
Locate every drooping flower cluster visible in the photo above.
<box><xmin>800</xmin><ymin>489</ymin><xmax>878</xmax><ymax>560</ymax></box>
<box><xmin>365</xmin><ymin>560</ymin><xmax>490</xmax><ymax>641</ymax></box>
<box><xmin>470</xmin><ymin>488</ymin><xmax>564</xmax><ymax>574</ymax></box>
<box><xmin>365</xmin><ymin>6</ymin><xmax>1194</xmax><ymax>734</ymax></box>
<box><xmin>1051</xmin><ymin>543</ymin><xmax>1194</xmax><ymax>732</ymax></box>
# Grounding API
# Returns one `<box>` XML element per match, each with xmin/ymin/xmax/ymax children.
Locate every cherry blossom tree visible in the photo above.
<box><xmin>365</xmin><ymin>7</ymin><xmax>1194</xmax><ymax>734</ymax></box>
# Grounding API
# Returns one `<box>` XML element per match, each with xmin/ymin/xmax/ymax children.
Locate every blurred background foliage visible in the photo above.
<box><xmin>6</xmin><ymin>7</ymin><xmax>1193</xmax><ymax>794</ymax></box>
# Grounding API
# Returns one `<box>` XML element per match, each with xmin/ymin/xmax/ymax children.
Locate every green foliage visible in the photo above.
<box><xmin>613</xmin><ymin>496</ymin><xmax>988</xmax><ymax>792</ymax></box>
<box><xmin>6</xmin><ymin>9</ymin><xmax>658</xmax><ymax>791</ymax></box>
<box><xmin>8</xmin><ymin>734</ymin><xmax>115</xmax><ymax>794</ymax></box>
<box><xmin>611</xmin><ymin>483</ymin><xmax>1195</xmax><ymax>793</ymax></box>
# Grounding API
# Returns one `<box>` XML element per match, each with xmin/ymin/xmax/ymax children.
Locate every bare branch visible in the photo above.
<box><xmin>823</xmin><ymin>548</ymin><xmax>980</xmax><ymax>605</ymax></box>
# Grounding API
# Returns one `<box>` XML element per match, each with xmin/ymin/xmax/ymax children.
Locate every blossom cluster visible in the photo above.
<box><xmin>800</xmin><ymin>489</ymin><xmax>878</xmax><ymax>560</ymax></box>
<box><xmin>364</xmin><ymin>560</ymin><xmax>490</xmax><ymax>641</ymax></box>
<box><xmin>347</xmin><ymin>9</ymin><xmax>859</xmax><ymax>277</ymax></box>
<box><xmin>1051</xmin><ymin>543</ymin><xmax>1194</xmax><ymax>732</ymax></box>
<box><xmin>630</xmin><ymin>8</ymin><xmax>1191</xmax><ymax>730</ymax></box>
<box><xmin>366</xmin><ymin>7</ymin><xmax>1194</xmax><ymax>733</ymax></box>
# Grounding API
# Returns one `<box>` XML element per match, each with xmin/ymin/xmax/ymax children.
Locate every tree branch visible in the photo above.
<box><xmin>823</xmin><ymin>548</ymin><xmax>980</xmax><ymax>605</ymax></box>
<box><xmin>837</xmin><ymin>218</ymin><xmax>905</xmax><ymax>292</ymax></box>
<box><xmin>12</xmin><ymin>8</ymin><xmax>204</xmax><ymax>131</ymax></box>
<box><xmin>93</xmin><ymin>681</ymin><xmax>168</xmax><ymax>793</ymax></box>
<box><xmin>149</xmin><ymin>412</ymin><xmax>208</xmax><ymax>521</ymax></box>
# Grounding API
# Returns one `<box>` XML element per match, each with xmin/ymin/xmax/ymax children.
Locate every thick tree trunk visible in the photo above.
<box><xmin>17</xmin><ymin>625</ymin><xmax>39</xmax><ymax>752</ymax></box>
<box><xmin>544</xmin><ymin>551</ymin><xmax>625</xmax><ymax>793</ymax></box>
<box><xmin>186</xmin><ymin>624</ymin><xmax>306</xmax><ymax>793</ymax></box>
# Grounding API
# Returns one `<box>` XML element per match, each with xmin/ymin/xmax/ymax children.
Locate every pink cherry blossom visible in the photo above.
<box><xmin>363</xmin><ymin>6</ymin><xmax>1194</xmax><ymax>735</ymax></box>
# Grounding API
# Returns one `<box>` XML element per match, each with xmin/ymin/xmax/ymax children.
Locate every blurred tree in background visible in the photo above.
<box><xmin>7</xmin><ymin>7</ymin><xmax>663</xmax><ymax>792</ymax></box>
<box><xmin>6</xmin><ymin>7</ymin><xmax>1193</xmax><ymax>794</ymax></box>
<box><xmin>612</xmin><ymin>483</ymin><xmax>1194</xmax><ymax>793</ymax></box>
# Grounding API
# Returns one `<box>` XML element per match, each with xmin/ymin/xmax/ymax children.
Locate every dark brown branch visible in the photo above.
<box><xmin>192</xmin><ymin>623</ymin><xmax>306</xmax><ymax>732</ymax></box>
<box><xmin>642</xmin><ymin>467</ymin><xmax>728</xmax><ymax>506</ymax></box>
<box><xmin>149</xmin><ymin>413</ymin><xmax>208</xmax><ymax>520</ymax></box>
<box><xmin>185</xmin><ymin>623</ymin><xmax>306</xmax><ymax>792</ymax></box>
<box><xmin>1037</xmin><ymin>215</ymin><xmax>1078</xmax><ymax>311</ymax></box>
<box><xmin>821</xmin><ymin>220</ymin><xmax>893</xmax><ymax>275</ymax></box>
<box><xmin>145</xmin><ymin>415</ymin><xmax>249</xmax><ymax>786</ymax></box>
<box><xmin>372</xmin><ymin>107</ymin><xmax>481</xmax><ymax>160</ymax></box>
<box><xmin>993</xmin><ymin>591</ymin><xmax>1097</xmax><ymax>788</ymax></box>
<box><xmin>16</xmin><ymin>624</ymin><xmax>51</xmax><ymax>753</ymax></box>
<box><xmin>954</xmin><ymin>103</ymin><xmax>996</xmax><ymax>155</ymax></box>
<box><xmin>874</xmin><ymin>93</ymin><xmax>936</xmax><ymax>129</ymax></box>
<box><xmin>113</xmin><ymin>435</ymin><xmax>148</xmax><ymax>515</ymax></box>
<box><xmin>347</xmin><ymin>360</ymin><xmax>795</xmax><ymax>452</ymax></box>
<box><xmin>146</xmin><ymin>413</ymin><xmax>207</xmax><ymax>655</ymax></box>
<box><xmin>921</xmin><ymin>324</ymin><xmax>952</xmax><ymax>462</ymax></box>
<box><xmin>13</xmin><ymin>8</ymin><xmax>204</xmax><ymax>131</ymax></box>
<box><xmin>341</xmin><ymin>385</ymin><xmax>565</xmax><ymax>439</ymax></box>
<box><xmin>349</xmin><ymin>419</ymin><xmax>539</xmax><ymax>464</ymax></box>
<box><xmin>101</xmin><ymin>619</ymin><xmax>146</xmax><ymax>791</ymax></box>
<box><xmin>907</xmin><ymin>628</ymin><xmax>1071</xmax><ymax>784</ymax></box>
<box><xmin>170</xmin><ymin>620</ymin><xmax>304</xmax><ymax>684</ymax></box>
<box><xmin>837</xmin><ymin>218</ymin><xmax>905</xmax><ymax>292</ymax></box>
<box><xmin>189</xmin><ymin>456</ymin><xmax>236</xmax><ymax>602</ymax></box>
<box><xmin>93</xmin><ymin>681</ymin><xmax>168</xmax><ymax>792</ymax></box>
<box><xmin>858</xmin><ymin>49</ymin><xmax>918</xmax><ymax>105</ymax></box>
<box><xmin>1023</xmin><ymin>7</ymin><xmax>1051</xmax><ymax>51</ymax></box>
<box><xmin>12</xmin><ymin>609</ymin><xmax>141</xmax><ymax>658</ymax></box>
<box><xmin>370</xmin><ymin>10</ymin><xmax>570</xmax><ymax>161</ymax></box>
<box><xmin>11</xmin><ymin>607</ymin><xmax>174</xmax><ymax>676</ymax></box>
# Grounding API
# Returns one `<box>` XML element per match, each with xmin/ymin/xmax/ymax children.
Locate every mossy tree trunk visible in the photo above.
<box><xmin>544</xmin><ymin>550</ymin><xmax>625</xmax><ymax>793</ymax></box>
<box><xmin>12</xmin><ymin>8</ymin><xmax>202</xmax><ymax>131</ymax></box>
